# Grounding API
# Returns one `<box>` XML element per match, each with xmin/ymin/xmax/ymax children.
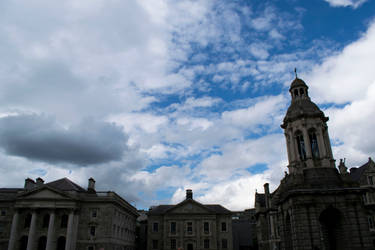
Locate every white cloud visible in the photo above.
<box><xmin>324</xmin><ymin>0</ymin><xmax>367</xmax><ymax>8</ymax></box>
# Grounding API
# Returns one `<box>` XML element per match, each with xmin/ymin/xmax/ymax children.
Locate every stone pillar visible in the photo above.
<box><xmin>285</xmin><ymin>133</ymin><xmax>292</xmax><ymax>163</ymax></box>
<box><xmin>46</xmin><ymin>211</ymin><xmax>55</xmax><ymax>250</ymax></box>
<box><xmin>8</xmin><ymin>210</ymin><xmax>19</xmax><ymax>250</ymax></box>
<box><xmin>303</xmin><ymin>129</ymin><xmax>312</xmax><ymax>159</ymax></box>
<box><xmin>71</xmin><ymin>212</ymin><xmax>80</xmax><ymax>250</ymax></box>
<box><xmin>26</xmin><ymin>210</ymin><xmax>38</xmax><ymax>250</ymax></box>
<box><xmin>65</xmin><ymin>211</ymin><xmax>74</xmax><ymax>250</ymax></box>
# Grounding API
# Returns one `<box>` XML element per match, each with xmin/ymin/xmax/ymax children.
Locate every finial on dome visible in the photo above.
<box><xmin>294</xmin><ymin>68</ymin><xmax>297</xmax><ymax>78</ymax></box>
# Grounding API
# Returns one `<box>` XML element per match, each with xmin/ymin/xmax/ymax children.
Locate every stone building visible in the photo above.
<box><xmin>255</xmin><ymin>76</ymin><xmax>375</xmax><ymax>250</ymax></box>
<box><xmin>231</xmin><ymin>209</ymin><xmax>257</xmax><ymax>250</ymax></box>
<box><xmin>147</xmin><ymin>190</ymin><xmax>233</xmax><ymax>250</ymax></box>
<box><xmin>0</xmin><ymin>177</ymin><xmax>138</xmax><ymax>250</ymax></box>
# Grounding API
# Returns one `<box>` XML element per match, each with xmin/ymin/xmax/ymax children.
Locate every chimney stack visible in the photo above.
<box><xmin>88</xmin><ymin>177</ymin><xmax>96</xmax><ymax>193</ymax></box>
<box><xmin>36</xmin><ymin>177</ymin><xmax>44</xmax><ymax>186</ymax></box>
<box><xmin>24</xmin><ymin>178</ymin><xmax>36</xmax><ymax>190</ymax></box>
<box><xmin>186</xmin><ymin>189</ymin><xmax>193</xmax><ymax>199</ymax></box>
<box><xmin>264</xmin><ymin>183</ymin><xmax>270</xmax><ymax>208</ymax></box>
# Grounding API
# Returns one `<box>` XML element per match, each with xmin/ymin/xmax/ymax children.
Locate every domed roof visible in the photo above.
<box><xmin>282</xmin><ymin>99</ymin><xmax>328</xmax><ymax>127</ymax></box>
<box><xmin>289</xmin><ymin>77</ymin><xmax>308</xmax><ymax>91</ymax></box>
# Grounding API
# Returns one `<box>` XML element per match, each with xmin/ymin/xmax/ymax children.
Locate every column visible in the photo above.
<box><xmin>65</xmin><ymin>210</ymin><xmax>74</xmax><ymax>250</ymax></box>
<box><xmin>285</xmin><ymin>133</ymin><xmax>292</xmax><ymax>163</ymax></box>
<box><xmin>26</xmin><ymin>210</ymin><xmax>37</xmax><ymax>250</ymax></box>
<box><xmin>7</xmin><ymin>210</ymin><xmax>19</xmax><ymax>250</ymax></box>
<box><xmin>71</xmin><ymin>213</ymin><xmax>80</xmax><ymax>250</ymax></box>
<box><xmin>317</xmin><ymin>128</ymin><xmax>327</xmax><ymax>158</ymax></box>
<box><xmin>46</xmin><ymin>211</ymin><xmax>55</xmax><ymax>250</ymax></box>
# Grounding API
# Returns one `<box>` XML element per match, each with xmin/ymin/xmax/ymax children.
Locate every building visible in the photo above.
<box><xmin>255</xmin><ymin>76</ymin><xmax>375</xmax><ymax>250</ymax></box>
<box><xmin>147</xmin><ymin>190</ymin><xmax>233</xmax><ymax>250</ymax></box>
<box><xmin>231</xmin><ymin>209</ymin><xmax>257</xmax><ymax>250</ymax></box>
<box><xmin>0</xmin><ymin>177</ymin><xmax>139</xmax><ymax>250</ymax></box>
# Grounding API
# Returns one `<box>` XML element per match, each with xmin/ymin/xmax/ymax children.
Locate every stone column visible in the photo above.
<box><xmin>65</xmin><ymin>210</ymin><xmax>75</xmax><ymax>250</ymax></box>
<box><xmin>26</xmin><ymin>210</ymin><xmax>38</xmax><ymax>250</ymax></box>
<box><xmin>71</xmin><ymin>212</ymin><xmax>80</xmax><ymax>250</ymax></box>
<box><xmin>317</xmin><ymin>128</ymin><xmax>327</xmax><ymax>158</ymax></box>
<box><xmin>8</xmin><ymin>210</ymin><xmax>19</xmax><ymax>250</ymax></box>
<box><xmin>303</xmin><ymin>129</ymin><xmax>312</xmax><ymax>159</ymax></box>
<box><xmin>46</xmin><ymin>211</ymin><xmax>55</xmax><ymax>250</ymax></box>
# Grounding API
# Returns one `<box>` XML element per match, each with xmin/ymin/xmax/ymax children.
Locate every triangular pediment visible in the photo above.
<box><xmin>18</xmin><ymin>187</ymin><xmax>73</xmax><ymax>200</ymax></box>
<box><xmin>166</xmin><ymin>200</ymin><xmax>212</xmax><ymax>214</ymax></box>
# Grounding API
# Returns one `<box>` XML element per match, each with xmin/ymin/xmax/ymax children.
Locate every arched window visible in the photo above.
<box><xmin>60</xmin><ymin>214</ymin><xmax>68</xmax><ymax>228</ymax></box>
<box><xmin>309</xmin><ymin>130</ymin><xmax>320</xmax><ymax>159</ymax></box>
<box><xmin>24</xmin><ymin>213</ymin><xmax>32</xmax><ymax>228</ymax></box>
<box><xmin>296</xmin><ymin>132</ymin><xmax>306</xmax><ymax>160</ymax></box>
<box><xmin>299</xmin><ymin>88</ymin><xmax>304</xmax><ymax>95</ymax></box>
<box><xmin>42</xmin><ymin>214</ymin><xmax>50</xmax><ymax>228</ymax></box>
<box><xmin>294</xmin><ymin>89</ymin><xmax>299</xmax><ymax>97</ymax></box>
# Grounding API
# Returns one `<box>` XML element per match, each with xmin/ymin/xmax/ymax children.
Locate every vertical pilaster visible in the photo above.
<box><xmin>7</xmin><ymin>210</ymin><xmax>19</xmax><ymax>250</ymax></box>
<box><xmin>317</xmin><ymin>128</ymin><xmax>327</xmax><ymax>158</ymax></box>
<box><xmin>303</xmin><ymin>128</ymin><xmax>312</xmax><ymax>159</ymax></box>
<box><xmin>65</xmin><ymin>210</ymin><xmax>74</xmax><ymax>250</ymax></box>
<box><xmin>26</xmin><ymin>210</ymin><xmax>37</xmax><ymax>250</ymax></box>
<box><xmin>46</xmin><ymin>211</ymin><xmax>55</xmax><ymax>250</ymax></box>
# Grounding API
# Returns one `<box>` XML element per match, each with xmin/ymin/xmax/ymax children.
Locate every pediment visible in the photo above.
<box><xmin>18</xmin><ymin>187</ymin><xmax>72</xmax><ymax>200</ymax></box>
<box><xmin>167</xmin><ymin>200</ymin><xmax>212</xmax><ymax>214</ymax></box>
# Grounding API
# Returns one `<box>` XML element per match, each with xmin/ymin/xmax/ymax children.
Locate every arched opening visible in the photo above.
<box><xmin>60</xmin><ymin>214</ymin><xmax>68</xmax><ymax>228</ymax></box>
<box><xmin>319</xmin><ymin>207</ymin><xmax>344</xmax><ymax>250</ymax></box>
<box><xmin>309</xmin><ymin>129</ymin><xmax>320</xmax><ymax>159</ymax></box>
<box><xmin>299</xmin><ymin>88</ymin><xmax>304</xmax><ymax>96</ymax></box>
<box><xmin>295</xmin><ymin>131</ymin><xmax>306</xmax><ymax>161</ymax></box>
<box><xmin>284</xmin><ymin>214</ymin><xmax>293</xmax><ymax>250</ymax></box>
<box><xmin>42</xmin><ymin>214</ymin><xmax>50</xmax><ymax>228</ymax></box>
<box><xmin>37</xmin><ymin>236</ymin><xmax>47</xmax><ymax>250</ymax></box>
<box><xmin>56</xmin><ymin>236</ymin><xmax>66</xmax><ymax>250</ymax></box>
<box><xmin>187</xmin><ymin>243</ymin><xmax>193</xmax><ymax>250</ymax></box>
<box><xmin>19</xmin><ymin>236</ymin><xmax>28</xmax><ymax>250</ymax></box>
<box><xmin>24</xmin><ymin>213</ymin><xmax>32</xmax><ymax>228</ymax></box>
<box><xmin>294</xmin><ymin>89</ymin><xmax>299</xmax><ymax>97</ymax></box>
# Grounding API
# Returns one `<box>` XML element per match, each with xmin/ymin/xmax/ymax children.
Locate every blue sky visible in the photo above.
<box><xmin>0</xmin><ymin>0</ymin><xmax>375</xmax><ymax>210</ymax></box>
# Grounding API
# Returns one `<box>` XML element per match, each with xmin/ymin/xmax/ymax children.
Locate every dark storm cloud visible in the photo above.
<box><xmin>0</xmin><ymin>114</ymin><xmax>128</xmax><ymax>165</ymax></box>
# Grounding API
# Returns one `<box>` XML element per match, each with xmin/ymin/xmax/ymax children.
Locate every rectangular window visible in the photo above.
<box><xmin>153</xmin><ymin>222</ymin><xmax>159</xmax><ymax>232</ymax></box>
<box><xmin>369</xmin><ymin>176</ymin><xmax>374</xmax><ymax>185</ymax></box>
<box><xmin>204</xmin><ymin>222</ymin><xmax>209</xmax><ymax>233</ymax></box>
<box><xmin>187</xmin><ymin>222</ymin><xmax>193</xmax><ymax>235</ymax></box>
<box><xmin>170</xmin><ymin>222</ymin><xmax>176</xmax><ymax>234</ymax></box>
<box><xmin>152</xmin><ymin>240</ymin><xmax>158</xmax><ymax>249</ymax></box>
<box><xmin>221</xmin><ymin>222</ymin><xmax>227</xmax><ymax>232</ymax></box>
<box><xmin>171</xmin><ymin>239</ymin><xmax>176</xmax><ymax>249</ymax></box>
<box><xmin>369</xmin><ymin>216</ymin><xmax>375</xmax><ymax>231</ymax></box>
<box><xmin>222</xmin><ymin>239</ymin><xmax>228</xmax><ymax>249</ymax></box>
<box><xmin>91</xmin><ymin>209</ymin><xmax>97</xmax><ymax>218</ymax></box>
<box><xmin>90</xmin><ymin>226</ymin><xmax>96</xmax><ymax>236</ymax></box>
<box><xmin>204</xmin><ymin>239</ymin><xmax>210</xmax><ymax>249</ymax></box>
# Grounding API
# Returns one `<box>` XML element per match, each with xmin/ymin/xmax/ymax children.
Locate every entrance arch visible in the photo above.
<box><xmin>319</xmin><ymin>207</ymin><xmax>344</xmax><ymax>250</ymax></box>
<box><xmin>56</xmin><ymin>236</ymin><xmax>66</xmax><ymax>250</ymax></box>
<box><xmin>38</xmin><ymin>236</ymin><xmax>47</xmax><ymax>250</ymax></box>
<box><xmin>19</xmin><ymin>236</ymin><xmax>28</xmax><ymax>250</ymax></box>
<box><xmin>187</xmin><ymin>243</ymin><xmax>193</xmax><ymax>250</ymax></box>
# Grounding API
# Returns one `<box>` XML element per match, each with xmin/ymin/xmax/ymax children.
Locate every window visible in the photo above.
<box><xmin>170</xmin><ymin>222</ymin><xmax>176</xmax><ymax>234</ymax></box>
<box><xmin>153</xmin><ymin>222</ymin><xmax>159</xmax><ymax>232</ymax></box>
<box><xmin>294</xmin><ymin>89</ymin><xmax>298</xmax><ymax>97</ymax></box>
<box><xmin>88</xmin><ymin>247</ymin><xmax>94</xmax><ymax>250</ymax></box>
<box><xmin>368</xmin><ymin>216</ymin><xmax>375</xmax><ymax>231</ymax></box>
<box><xmin>61</xmin><ymin>214</ymin><xmax>68</xmax><ymax>228</ymax></box>
<box><xmin>204</xmin><ymin>239</ymin><xmax>210</xmax><ymax>249</ymax></box>
<box><xmin>203</xmin><ymin>222</ymin><xmax>209</xmax><ymax>234</ymax></box>
<box><xmin>296</xmin><ymin>132</ymin><xmax>306</xmax><ymax>161</ymax></box>
<box><xmin>222</xmin><ymin>239</ymin><xmax>228</xmax><ymax>249</ymax></box>
<box><xmin>171</xmin><ymin>239</ymin><xmax>176</xmax><ymax>249</ymax></box>
<box><xmin>90</xmin><ymin>226</ymin><xmax>96</xmax><ymax>236</ymax></box>
<box><xmin>24</xmin><ymin>213</ymin><xmax>32</xmax><ymax>228</ymax></box>
<box><xmin>187</xmin><ymin>222</ymin><xmax>193</xmax><ymax>235</ymax></box>
<box><xmin>152</xmin><ymin>240</ymin><xmax>158</xmax><ymax>249</ymax></box>
<box><xmin>1</xmin><ymin>210</ymin><xmax>6</xmax><ymax>216</ymax></box>
<box><xmin>42</xmin><ymin>214</ymin><xmax>50</xmax><ymax>228</ymax></box>
<box><xmin>309</xmin><ymin>131</ymin><xmax>320</xmax><ymax>159</ymax></box>
<box><xmin>369</xmin><ymin>176</ymin><xmax>374</xmax><ymax>186</ymax></box>
<box><xmin>91</xmin><ymin>209</ymin><xmax>97</xmax><ymax>218</ymax></box>
<box><xmin>221</xmin><ymin>222</ymin><xmax>227</xmax><ymax>232</ymax></box>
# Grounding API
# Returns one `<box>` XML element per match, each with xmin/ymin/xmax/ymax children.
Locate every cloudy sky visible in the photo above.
<box><xmin>1</xmin><ymin>0</ymin><xmax>375</xmax><ymax>210</ymax></box>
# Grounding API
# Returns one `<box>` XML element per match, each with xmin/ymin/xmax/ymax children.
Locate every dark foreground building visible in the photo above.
<box><xmin>255</xmin><ymin>77</ymin><xmax>375</xmax><ymax>250</ymax></box>
<box><xmin>0</xmin><ymin>177</ymin><xmax>138</xmax><ymax>250</ymax></box>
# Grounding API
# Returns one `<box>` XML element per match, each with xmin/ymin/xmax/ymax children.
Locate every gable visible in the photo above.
<box><xmin>19</xmin><ymin>188</ymin><xmax>71</xmax><ymax>200</ymax></box>
<box><xmin>167</xmin><ymin>200</ymin><xmax>212</xmax><ymax>214</ymax></box>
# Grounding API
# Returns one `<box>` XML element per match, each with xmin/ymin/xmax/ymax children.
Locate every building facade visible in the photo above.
<box><xmin>147</xmin><ymin>190</ymin><xmax>233</xmax><ymax>250</ymax></box>
<box><xmin>0</xmin><ymin>177</ymin><xmax>138</xmax><ymax>250</ymax></box>
<box><xmin>255</xmin><ymin>77</ymin><xmax>375</xmax><ymax>250</ymax></box>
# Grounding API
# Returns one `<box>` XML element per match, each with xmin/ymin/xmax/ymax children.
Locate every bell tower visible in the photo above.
<box><xmin>281</xmin><ymin>76</ymin><xmax>335</xmax><ymax>174</ymax></box>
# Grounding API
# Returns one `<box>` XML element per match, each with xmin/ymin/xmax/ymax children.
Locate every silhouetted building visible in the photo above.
<box><xmin>255</xmin><ymin>77</ymin><xmax>375</xmax><ymax>250</ymax></box>
<box><xmin>147</xmin><ymin>189</ymin><xmax>233</xmax><ymax>250</ymax></box>
<box><xmin>232</xmin><ymin>209</ymin><xmax>257</xmax><ymax>250</ymax></box>
<box><xmin>0</xmin><ymin>177</ymin><xmax>138</xmax><ymax>250</ymax></box>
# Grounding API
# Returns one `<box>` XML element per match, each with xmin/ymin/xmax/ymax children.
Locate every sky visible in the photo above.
<box><xmin>0</xmin><ymin>0</ymin><xmax>375</xmax><ymax>210</ymax></box>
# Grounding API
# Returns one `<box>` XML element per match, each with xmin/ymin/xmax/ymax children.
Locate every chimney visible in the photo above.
<box><xmin>36</xmin><ymin>177</ymin><xmax>44</xmax><ymax>186</ymax></box>
<box><xmin>264</xmin><ymin>183</ymin><xmax>270</xmax><ymax>209</ymax></box>
<box><xmin>186</xmin><ymin>189</ymin><xmax>193</xmax><ymax>199</ymax></box>
<box><xmin>88</xmin><ymin>177</ymin><xmax>96</xmax><ymax>193</ymax></box>
<box><xmin>24</xmin><ymin>178</ymin><xmax>36</xmax><ymax>190</ymax></box>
